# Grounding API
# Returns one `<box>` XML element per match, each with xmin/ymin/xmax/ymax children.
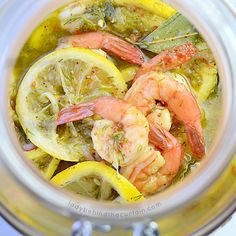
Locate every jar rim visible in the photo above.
<box><xmin>0</xmin><ymin>0</ymin><xmax>236</xmax><ymax>227</ymax></box>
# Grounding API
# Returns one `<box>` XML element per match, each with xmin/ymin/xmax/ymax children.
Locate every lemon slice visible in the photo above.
<box><xmin>25</xmin><ymin>148</ymin><xmax>60</xmax><ymax>179</ymax></box>
<box><xmin>194</xmin><ymin>62</ymin><xmax>218</xmax><ymax>101</ymax></box>
<box><xmin>51</xmin><ymin>161</ymin><xmax>144</xmax><ymax>202</ymax></box>
<box><xmin>16</xmin><ymin>48</ymin><xmax>126</xmax><ymax>162</ymax></box>
<box><xmin>120</xmin><ymin>66</ymin><xmax>139</xmax><ymax>82</ymax></box>
<box><xmin>115</xmin><ymin>0</ymin><xmax>176</xmax><ymax>18</ymax></box>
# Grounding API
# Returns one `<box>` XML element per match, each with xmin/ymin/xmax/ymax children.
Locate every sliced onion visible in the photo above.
<box><xmin>22</xmin><ymin>142</ymin><xmax>36</xmax><ymax>151</ymax></box>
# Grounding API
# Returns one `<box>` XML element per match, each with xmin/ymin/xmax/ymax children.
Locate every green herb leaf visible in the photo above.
<box><xmin>113</xmin><ymin>131</ymin><xmax>124</xmax><ymax>143</ymax></box>
<box><xmin>141</xmin><ymin>13</ymin><xmax>201</xmax><ymax>54</ymax></box>
<box><xmin>173</xmin><ymin>154</ymin><xmax>197</xmax><ymax>183</ymax></box>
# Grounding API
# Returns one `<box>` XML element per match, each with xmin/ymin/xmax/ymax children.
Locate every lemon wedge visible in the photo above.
<box><xmin>25</xmin><ymin>148</ymin><xmax>60</xmax><ymax>179</ymax></box>
<box><xmin>16</xmin><ymin>48</ymin><xmax>126</xmax><ymax>162</ymax></box>
<box><xmin>51</xmin><ymin>161</ymin><xmax>144</xmax><ymax>202</ymax></box>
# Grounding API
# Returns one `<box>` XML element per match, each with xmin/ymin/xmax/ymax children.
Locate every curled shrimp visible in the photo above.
<box><xmin>56</xmin><ymin>96</ymin><xmax>150</xmax><ymax>167</ymax></box>
<box><xmin>91</xmin><ymin>118</ymin><xmax>168</xmax><ymax>195</ymax></box>
<box><xmin>58</xmin><ymin>31</ymin><xmax>144</xmax><ymax>65</ymax></box>
<box><xmin>120</xmin><ymin>117</ymin><xmax>183</xmax><ymax>195</ymax></box>
<box><xmin>134</xmin><ymin>43</ymin><xmax>198</xmax><ymax>81</ymax></box>
<box><xmin>91</xmin><ymin>119</ymin><xmax>166</xmax><ymax>172</ymax></box>
<box><xmin>88</xmin><ymin>106</ymin><xmax>182</xmax><ymax>195</ymax></box>
<box><xmin>125</xmin><ymin>72</ymin><xmax>205</xmax><ymax>159</ymax></box>
<box><xmin>120</xmin><ymin>125</ymin><xmax>183</xmax><ymax>195</ymax></box>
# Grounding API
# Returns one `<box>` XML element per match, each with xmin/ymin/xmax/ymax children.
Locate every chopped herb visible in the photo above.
<box><xmin>103</xmin><ymin>1</ymin><xmax>116</xmax><ymax>21</ymax></box>
<box><xmin>173</xmin><ymin>154</ymin><xmax>198</xmax><ymax>182</ymax></box>
<box><xmin>113</xmin><ymin>131</ymin><xmax>125</xmax><ymax>144</ymax></box>
<box><xmin>98</xmin><ymin>19</ymin><xmax>105</xmax><ymax>28</ymax></box>
<box><xmin>137</xmin><ymin>144</ymin><xmax>143</xmax><ymax>152</ymax></box>
<box><xmin>130</xmin><ymin>194</ymin><xmax>144</xmax><ymax>201</ymax></box>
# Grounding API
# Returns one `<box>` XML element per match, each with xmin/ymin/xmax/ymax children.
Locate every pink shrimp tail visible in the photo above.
<box><xmin>134</xmin><ymin>43</ymin><xmax>198</xmax><ymax>81</ymax></box>
<box><xmin>56</xmin><ymin>96</ymin><xmax>132</xmax><ymax>126</ymax></box>
<box><xmin>56</xmin><ymin>102</ymin><xmax>95</xmax><ymax>126</ymax></box>
<box><xmin>149</xmin><ymin>123</ymin><xmax>183</xmax><ymax>175</ymax></box>
<box><xmin>185</xmin><ymin>121</ymin><xmax>205</xmax><ymax>159</ymax></box>
<box><xmin>101</xmin><ymin>32</ymin><xmax>144</xmax><ymax>65</ymax></box>
<box><xmin>60</xmin><ymin>31</ymin><xmax>144</xmax><ymax>65</ymax></box>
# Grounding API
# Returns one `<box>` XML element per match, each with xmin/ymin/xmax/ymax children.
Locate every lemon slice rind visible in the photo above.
<box><xmin>51</xmin><ymin>161</ymin><xmax>144</xmax><ymax>202</ymax></box>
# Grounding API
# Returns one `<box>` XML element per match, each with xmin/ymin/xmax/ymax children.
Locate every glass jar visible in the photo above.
<box><xmin>0</xmin><ymin>0</ymin><xmax>236</xmax><ymax>235</ymax></box>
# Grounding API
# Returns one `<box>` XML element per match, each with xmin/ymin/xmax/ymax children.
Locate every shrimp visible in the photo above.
<box><xmin>58</xmin><ymin>31</ymin><xmax>144</xmax><ymax>65</ymax></box>
<box><xmin>89</xmin><ymin>110</ymin><xmax>182</xmax><ymax>195</ymax></box>
<box><xmin>56</xmin><ymin>96</ymin><xmax>150</xmax><ymax>167</ymax></box>
<box><xmin>91</xmin><ymin>119</ymin><xmax>180</xmax><ymax>195</ymax></box>
<box><xmin>125</xmin><ymin>72</ymin><xmax>205</xmax><ymax>159</ymax></box>
<box><xmin>134</xmin><ymin>43</ymin><xmax>198</xmax><ymax>81</ymax></box>
<box><xmin>147</xmin><ymin>105</ymin><xmax>172</xmax><ymax>131</ymax></box>
<box><xmin>120</xmin><ymin>131</ymin><xmax>182</xmax><ymax>196</ymax></box>
<box><xmin>148</xmin><ymin>123</ymin><xmax>183</xmax><ymax>174</ymax></box>
<box><xmin>142</xmin><ymin>105</ymin><xmax>184</xmax><ymax>174</ymax></box>
<box><xmin>121</xmin><ymin>147</ymin><xmax>168</xmax><ymax>195</ymax></box>
<box><xmin>119</xmin><ymin>119</ymin><xmax>183</xmax><ymax>195</ymax></box>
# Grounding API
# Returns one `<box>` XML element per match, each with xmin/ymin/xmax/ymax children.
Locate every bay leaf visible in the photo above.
<box><xmin>141</xmin><ymin>13</ymin><xmax>201</xmax><ymax>54</ymax></box>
